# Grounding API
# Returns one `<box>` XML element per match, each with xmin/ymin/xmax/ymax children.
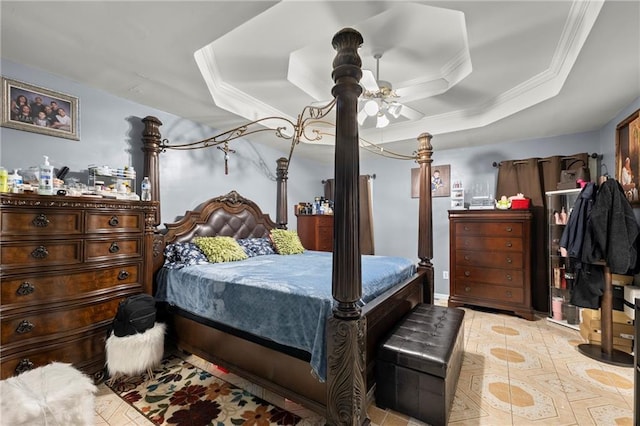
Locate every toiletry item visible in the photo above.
<box><xmin>56</xmin><ymin>166</ymin><xmax>69</xmax><ymax>180</ymax></box>
<box><xmin>141</xmin><ymin>176</ymin><xmax>151</xmax><ymax>201</ymax></box>
<box><xmin>8</xmin><ymin>169</ymin><xmax>23</xmax><ymax>193</ymax></box>
<box><xmin>38</xmin><ymin>155</ymin><xmax>54</xmax><ymax>195</ymax></box>
<box><xmin>560</xmin><ymin>206</ymin><xmax>568</xmax><ymax>224</ymax></box>
<box><xmin>0</xmin><ymin>167</ymin><xmax>7</xmax><ymax>192</ymax></box>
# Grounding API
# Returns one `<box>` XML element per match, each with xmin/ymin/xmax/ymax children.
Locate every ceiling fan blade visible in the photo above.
<box><xmin>399</xmin><ymin>104</ymin><xmax>424</xmax><ymax>121</ymax></box>
<box><xmin>360</xmin><ymin>70</ymin><xmax>379</xmax><ymax>92</ymax></box>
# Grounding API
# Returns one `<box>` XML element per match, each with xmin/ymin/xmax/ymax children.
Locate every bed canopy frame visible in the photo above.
<box><xmin>140</xmin><ymin>28</ymin><xmax>434</xmax><ymax>424</ymax></box>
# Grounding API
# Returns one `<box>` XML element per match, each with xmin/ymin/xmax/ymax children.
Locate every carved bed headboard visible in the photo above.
<box><xmin>163</xmin><ymin>191</ymin><xmax>278</xmax><ymax>245</ymax></box>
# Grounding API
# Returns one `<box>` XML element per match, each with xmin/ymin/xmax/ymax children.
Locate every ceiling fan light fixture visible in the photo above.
<box><xmin>387</xmin><ymin>102</ymin><xmax>403</xmax><ymax>118</ymax></box>
<box><xmin>363</xmin><ymin>100</ymin><xmax>379</xmax><ymax>116</ymax></box>
<box><xmin>376</xmin><ymin>113</ymin><xmax>390</xmax><ymax>128</ymax></box>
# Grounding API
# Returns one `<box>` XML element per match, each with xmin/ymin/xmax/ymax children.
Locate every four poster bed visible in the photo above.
<box><xmin>140</xmin><ymin>28</ymin><xmax>435</xmax><ymax>423</ymax></box>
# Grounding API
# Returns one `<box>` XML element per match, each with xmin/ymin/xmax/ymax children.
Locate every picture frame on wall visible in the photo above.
<box><xmin>1</xmin><ymin>77</ymin><xmax>79</xmax><ymax>140</ymax></box>
<box><xmin>411</xmin><ymin>164</ymin><xmax>451</xmax><ymax>198</ymax></box>
<box><xmin>615</xmin><ymin>108</ymin><xmax>639</xmax><ymax>204</ymax></box>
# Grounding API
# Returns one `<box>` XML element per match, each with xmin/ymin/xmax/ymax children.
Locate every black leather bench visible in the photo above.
<box><xmin>375</xmin><ymin>303</ymin><xmax>465</xmax><ymax>426</ymax></box>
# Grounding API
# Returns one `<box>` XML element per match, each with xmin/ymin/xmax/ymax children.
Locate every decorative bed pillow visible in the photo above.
<box><xmin>163</xmin><ymin>242</ymin><xmax>209</xmax><ymax>269</ymax></box>
<box><xmin>193</xmin><ymin>236</ymin><xmax>248</xmax><ymax>263</ymax></box>
<box><xmin>269</xmin><ymin>229</ymin><xmax>305</xmax><ymax>255</ymax></box>
<box><xmin>237</xmin><ymin>237</ymin><xmax>276</xmax><ymax>257</ymax></box>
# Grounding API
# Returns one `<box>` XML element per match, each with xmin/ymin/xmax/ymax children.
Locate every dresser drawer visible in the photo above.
<box><xmin>454</xmin><ymin>282</ymin><xmax>524</xmax><ymax>304</ymax></box>
<box><xmin>455</xmin><ymin>222</ymin><xmax>522</xmax><ymax>237</ymax></box>
<box><xmin>1</xmin><ymin>297</ymin><xmax>123</xmax><ymax>345</ymax></box>
<box><xmin>456</xmin><ymin>249</ymin><xmax>523</xmax><ymax>269</ymax></box>
<box><xmin>0</xmin><ymin>240</ymin><xmax>82</xmax><ymax>270</ymax></box>
<box><xmin>1</xmin><ymin>209</ymin><xmax>82</xmax><ymax>236</ymax></box>
<box><xmin>85</xmin><ymin>211</ymin><xmax>144</xmax><ymax>234</ymax></box>
<box><xmin>85</xmin><ymin>237</ymin><xmax>142</xmax><ymax>261</ymax></box>
<box><xmin>455</xmin><ymin>266</ymin><xmax>523</xmax><ymax>287</ymax></box>
<box><xmin>0</xmin><ymin>326</ymin><xmax>109</xmax><ymax>379</ymax></box>
<box><xmin>1</xmin><ymin>263</ymin><xmax>141</xmax><ymax>307</ymax></box>
<box><xmin>455</xmin><ymin>236</ymin><xmax>523</xmax><ymax>252</ymax></box>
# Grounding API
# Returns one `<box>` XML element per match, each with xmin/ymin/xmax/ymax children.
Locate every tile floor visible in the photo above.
<box><xmin>94</xmin><ymin>302</ymin><xmax>635</xmax><ymax>425</ymax></box>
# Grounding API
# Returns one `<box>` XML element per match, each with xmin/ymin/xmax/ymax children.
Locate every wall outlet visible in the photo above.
<box><xmin>443</xmin><ymin>270</ymin><xmax>449</xmax><ymax>279</ymax></box>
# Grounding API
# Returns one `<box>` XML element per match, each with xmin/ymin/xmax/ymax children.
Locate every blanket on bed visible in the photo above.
<box><xmin>155</xmin><ymin>251</ymin><xmax>416</xmax><ymax>381</ymax></box>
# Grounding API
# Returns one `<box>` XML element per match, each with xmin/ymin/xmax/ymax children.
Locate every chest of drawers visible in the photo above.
<box><xmin>0</xmin><ymin>194</ymin><xmax>157</xmax><ymax>380</ymax></box>
<box><xmin>448</xmin><ymin>209</ymin><xmax>534</xmax><ymax>320</ymax></box>
<box><xmin>296</xmin><ymin>214</ymin><xmax>333</xmax><ymax>252</ymax></box>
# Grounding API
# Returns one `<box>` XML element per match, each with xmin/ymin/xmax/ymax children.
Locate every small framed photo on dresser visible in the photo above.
<box><xmin>1</xmin><ymin>77</ymin><xmax>79</xmax><ymax>140</ymax></box>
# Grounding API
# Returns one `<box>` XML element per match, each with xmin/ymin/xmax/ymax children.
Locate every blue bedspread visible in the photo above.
<box><xmin>155</xmin><ymin>250</ymin><xmax>416</xmax><ymax>381</ymax></box>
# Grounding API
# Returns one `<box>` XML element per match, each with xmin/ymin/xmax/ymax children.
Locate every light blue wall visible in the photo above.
<box><xmin>0</xmin><ymin>59</ymin><xmax>329</xmax><ymax>227</ymax></box>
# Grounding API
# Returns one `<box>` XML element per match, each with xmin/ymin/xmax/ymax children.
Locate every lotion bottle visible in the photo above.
<box><xmin>38</xmin><ymin>155</ymin><xmax>54</xmax><ymax>195</ymax></box>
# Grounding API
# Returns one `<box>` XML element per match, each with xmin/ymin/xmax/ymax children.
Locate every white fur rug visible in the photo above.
<box><xmin>105</xmin><ymin>322</ymin><xmax>165</xmax><ymax>379</ymax></box>
<box><xmin>0</xmin><ymin>362</ymin><xmax>97</xmax><ymax>425</ymax></box>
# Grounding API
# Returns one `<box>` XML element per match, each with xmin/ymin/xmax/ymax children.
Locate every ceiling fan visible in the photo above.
<box><xmin>358</xmin><ymin>53</ymin><xmax>424</xmax><ymax>128</ymax></box>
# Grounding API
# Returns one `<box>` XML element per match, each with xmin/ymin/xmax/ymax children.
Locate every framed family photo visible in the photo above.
<box><xmin>411</xmin><ymin>164</ymin><xmax>451</xmax><ymax>198</ymax></box>
<box><xmin>1</xmin><ymin>77</ymin><xmax>79</xmax><ymax>140</ymax></box>
<box><xmin>616</xmin><ymin>108</ymin><xmax>640</xmax><ymax>204</ymax></box>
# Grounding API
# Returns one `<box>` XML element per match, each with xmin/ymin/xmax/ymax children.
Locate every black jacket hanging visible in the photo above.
<box><xmin>567</xmin><ymin>179</ymin><xmax>640</xmax><ymax>308</ymax></box>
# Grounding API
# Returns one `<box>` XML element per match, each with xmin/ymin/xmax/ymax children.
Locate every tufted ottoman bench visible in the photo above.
<box><xmin>375</xmin><ymin>303</ymin><xmax>465</xmax><ymax>426</ymax></box>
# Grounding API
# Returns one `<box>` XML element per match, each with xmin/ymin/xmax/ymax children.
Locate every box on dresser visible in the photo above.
<box><xmin>448</xmin><ymin>209</ymin><xmax>535</xmax><ymax>320</ymax></box>
<box><xmin>0</xmin><ymin>193</ymin><xmax>157</xmax><ymax>380</ymax></box>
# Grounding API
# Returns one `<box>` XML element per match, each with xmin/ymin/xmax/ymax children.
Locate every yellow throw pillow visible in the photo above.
<box><xmin>193</xmin><ymin>236</ymin><xmax>248</xmax><ymax>263</ymax></box>
<box><xmin>270</xmin><ymin>229</ymin><xmax>305</xmax><ymax>255</ymax></box>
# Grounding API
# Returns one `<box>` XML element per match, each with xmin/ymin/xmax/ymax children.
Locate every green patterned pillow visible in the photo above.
<box><xmin>193</xmin><ymin>236</ymin><xmax>248</xmax><ymax>263</ymax></box>
<box><xmin>270</xmin><ymin>229</ymin><xmax>305</xmax><ymax>255</ymax></box>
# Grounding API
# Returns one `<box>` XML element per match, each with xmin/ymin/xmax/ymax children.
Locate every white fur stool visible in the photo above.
<box><xmin>105</xmin><ymin>322</ymin><xmax>166</xmax><ymax>384</ymax></box>
<box><xmin>0</xmin><ymin>362</ymin><xmax>98</xmax><ymax>425</ymax></box>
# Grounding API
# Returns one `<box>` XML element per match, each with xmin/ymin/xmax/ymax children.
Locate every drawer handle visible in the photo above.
<box><xmin>506</xmin><ymin>242</ymin><xmax>513</xmax><ymax>248</ymax></box>
<box><xmin>32</xmin><ymin>214</ymin><xmax>50</xmax><ymax>227</ymax></box>
<box><xmin>16</xmin><ymin>282</ymin><xmax>35</xmax><ymax>296</ymax></box>
<box><xmin>464</xmin><ymin>255</ymin><xmax>470</xmax><ymax>261</ymax></box>
<box><xmin>117</xmin><ymin>270</ymin><xmax>130</xmax><ymax>280</ymax></box>
<box><xmin>506</xmin><ymin>257</ymin><xmax>512</xmax><ymax>264</ymax></box>
<box><xmin>465</xmin><ymin>286</ymin><xmax>471</xmax><ymax>292</ymax></box>
<box><xmin>506</xmin><ymin>274</ymin><xmax>513</xmax><ymax>281</ymax></box>
<box><xmin>464</xmin><ymin>226</ymin><xmax>470</xmax><ymax>231</ymax></box>
<box><xmin>505</xmin><ymin>226</ymin><xmax>512</xmax><ymax>232</ymax></box>
<box><xmin>505</xmin><ymin>290</ymin><xmax>513</xmax><ymax>298</ymax></box>
<box><xmin>109</xmin><ymin>242</ymin><xmax>120</xmax><ymax>253</ymax></box>
<box><xmin>31</xmin><ymin>246</ymin><xmax>49</xmax><ymax>259</ymax></box>
<box><xmin>16</xmin><ymin>320</ymin><xmax>35</xmax><ymax>334</ymax></box>
<box><xmin>108</xmin><ymin>216</ymin><xmax>119</xmax><ymax>227</ymax></box>
<box><xmin>15</xmin><ymin>359</ymin><xmax>34</xmax><ymax>375</ymax></box>
<box><xmin>464</xmin><ymin>271</ymin><xmax>471</xmax><ymax>277</ymax></box>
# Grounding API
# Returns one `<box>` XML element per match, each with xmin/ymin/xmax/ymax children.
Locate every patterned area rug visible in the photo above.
<box><xmin>107</xmin><ymin>355</ymin><xmax>302</xmax><ymax>425</ymax></box>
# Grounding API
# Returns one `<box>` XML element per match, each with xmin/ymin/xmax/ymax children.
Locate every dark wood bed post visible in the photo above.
<box><xmin>141</xmin><ymin>115</ymin><xmax>163</xmax><ymax>227</ymax></box>
<box><xmin>416</xmin><ymin>132</ymin><xmax>435</xmax><ymax>304</ymax></box>
<box><xmin>275</xmin><ymin>157</ymin><xmax>288</xmax><ymax>229</ymax></box>
<box><xmin>326</xmin><ymin>28</ymin><xmax>368</xmax><ymax>425</ymax></box>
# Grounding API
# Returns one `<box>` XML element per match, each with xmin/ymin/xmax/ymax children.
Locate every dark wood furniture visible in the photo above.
<box><xmin>0</xmin><ymin>193</ymin><xmax>157</xmax><ymax>380</ymax></box>
<box><xmin>296</xmin><ymin>214</ymin><xmax>333</xmax><ymax>251</ymax></box>
<box><xmin>376</xmin><ymin>304</ymin><xmax>465</xmax><ymax>426</ymax></box>
<box><xmin>635</xmin><ymin>298</ymin><xmax>639</xmax><ymax>424</ymax></box>
<box><xmin>448</xmin><ymin>209</ymin><xmax>535</xmax><ymax>320</ymax></box>
<box><xmin>141</xmin><ymin>28</ymin><xmax>435</xmax><ymax>423</ymax></box>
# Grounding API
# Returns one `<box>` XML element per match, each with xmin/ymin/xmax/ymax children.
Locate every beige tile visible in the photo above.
<box><xmin>93</xmin><ymin>307</ymin><xmax>635</xmax><ymax>426</ymax></box>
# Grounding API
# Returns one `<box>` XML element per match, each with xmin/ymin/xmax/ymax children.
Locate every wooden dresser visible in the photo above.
<box><xmin>448</xmin><ymin>209</ymin><xmax>534</xmax><ymax>320</ymax></box>
<box><xmin>0</xmin><ymin>193</ymin><xmax>157</xmax><ymax>380</ymax></box>
<box><xmin>296</xmin><ymin>214</ymin><xmax>333</xmax><ymax>252</ymax></box>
